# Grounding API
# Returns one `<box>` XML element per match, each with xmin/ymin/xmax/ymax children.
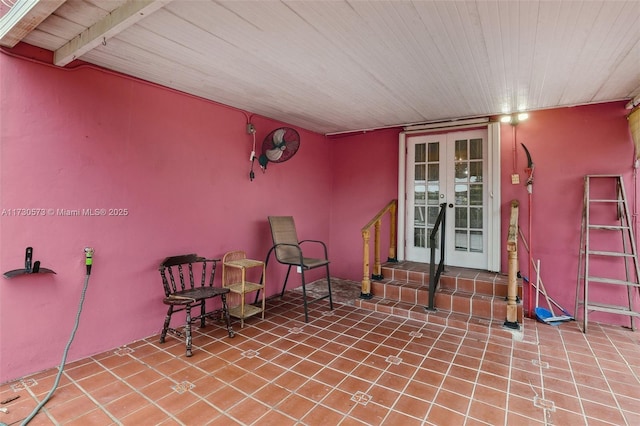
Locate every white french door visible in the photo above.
<box><xmin>405</xmin><ymin>129</ymin><xmax>490</xmax><ymax>269</ymax></box>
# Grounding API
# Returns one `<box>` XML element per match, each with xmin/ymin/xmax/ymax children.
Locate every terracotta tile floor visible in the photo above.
<box><xmin>1</xmin><ymin>283</ymin><xmax>639</xmax><ymax>425</ymax></box>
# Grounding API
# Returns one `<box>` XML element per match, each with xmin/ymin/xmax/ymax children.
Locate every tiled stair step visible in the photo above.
<box><xmin>357</xmin><ymin>262</ymin><xmax>525</xmax><ymax>335</ymax></box>
<box><xmin>369</xmin><ymin>279</ymin><xmax>521</xmax><ymax>322</ymax></box>
<box><xmin>354</xmin><ymin>296</ymin><xmax>520</xmax><ymax>338</ymax></box>
<box><xmin>380</xmin><ymin>263</ymin><xmax>519</xmax><ymax>299</ymax></box>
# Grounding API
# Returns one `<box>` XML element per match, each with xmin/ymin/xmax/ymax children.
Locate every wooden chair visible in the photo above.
<box><xmin>265</xmin><ymin>216</ymin><xmax>333</xmax><ymax>322</ymax></box>
<box><xmin>222</xmin><ymin>250</ymin><xmax>266</xmax><ymax>328</ymax></box>
<box><xmin>158</xmin><ymin>254</ymin><xmax>234</xmax><ymax>357</ymax></box>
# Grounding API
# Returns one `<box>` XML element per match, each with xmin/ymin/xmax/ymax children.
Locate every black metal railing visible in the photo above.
<box><xmin>426</xmin><ymin>202</ymin><xmax>447</xmax><ymax>311</ymax></box>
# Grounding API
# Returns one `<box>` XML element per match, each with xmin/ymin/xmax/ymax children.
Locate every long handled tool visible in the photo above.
<box><xmin>518</xmin><ymin>228</ymin><xmax>574</xmax><ymax>320</ymax></box>
<box><xmin>533</xmin><ymin>260</ymin><xmax>573</xmax><ymax>325</ymax></box>
<box><xmin>535</xmin><ymin>259</ymin><xmax>541</xmax><ymax>312</ymax></box>
<box><xmin>519</xmin><ymin>271</ymin><xmax>572</xmax><ymax>317</ymax></box>
<box><xmin>521</xmin><ymin>143</ymin><xmax>535</xmax><ymax>318</ymax></box>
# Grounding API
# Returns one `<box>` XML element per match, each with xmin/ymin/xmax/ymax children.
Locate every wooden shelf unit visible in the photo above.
<box><xmin>222</xmin><ymin>253</ymin><xmax>266</xmax><ymax>328</ymax></box>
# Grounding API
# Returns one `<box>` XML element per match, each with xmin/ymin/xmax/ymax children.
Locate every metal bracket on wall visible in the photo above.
<box><xmin>3</xmin><ymin>247</ymin><xmax>56</xmax><ymax>278</ymax></box>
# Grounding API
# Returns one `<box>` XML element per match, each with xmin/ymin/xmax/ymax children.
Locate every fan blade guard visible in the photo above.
<box><xmin>259</xmin><ymin>127</ymin><xmax>300</xmax><ymax>167</ymax></box>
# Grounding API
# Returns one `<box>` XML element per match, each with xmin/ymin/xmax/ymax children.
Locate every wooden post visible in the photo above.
<box><xmin>505</xmin><ymin>200</ymin><xmax>520</xmax><ymax>329</ymax></box>
<box><xmin>361</xmin><ymin>229</ymin><xmax>372</xmax><ymax>298</ymax></box>
<box><xmin>373</xmin><ymin>221</ymin><xmax>382</xmax><ymax>279</ymax></box>
<box><xmin>389</xmin><ymin>202</ymin><xmax>397</xmax><ymax>261</ymax></box>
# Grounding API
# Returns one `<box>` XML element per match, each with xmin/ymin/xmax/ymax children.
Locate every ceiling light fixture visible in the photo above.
<box><xmin>500</xmin><ymin>112</ymin><xmax>529</xmax><ymax>125</ymax></box>
<box><xmin>502</xmin><ymin>112</ymin><xmax>530</xmax><ymax>183</ymax></box>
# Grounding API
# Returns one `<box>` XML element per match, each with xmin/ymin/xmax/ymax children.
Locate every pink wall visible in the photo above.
<box><xmin>328</xmin><ymin>129</ymin><xmax>400</xmax><ymax>281</ymax></box>
<box><xmin>0</xmin><ymin>47</ymin><xmax>332</xmax><ymax>383</ymax></box>
<box><xmin>2</xmin><ymin>44</ymin><xmax>637</xmax><ymax>384</ymax></box>
<box><xmin>499</xmin><ymin>104</ymin><xmax>638</xmax><ymax>323</ymax></box>
<box><xmin>329</xmin><ymin>103</ymin><xmax>638</xmax><ymax>325</ymax></box>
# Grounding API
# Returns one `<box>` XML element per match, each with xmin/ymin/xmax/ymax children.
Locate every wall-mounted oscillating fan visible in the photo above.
<box><xmin>258</xmin><ymin>127</ymin><xmax>300</xmax><ymax>171</ymax></box>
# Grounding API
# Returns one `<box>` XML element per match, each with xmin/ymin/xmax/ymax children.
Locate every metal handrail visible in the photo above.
<box><xmin>360</xmin><ymin>199</ymin><xmax>397</xmax><ymax>299</ymax></box>
<box><xmin>426</xmin><ymin>202</ymin><xmax>447</xmax><ymax>311</ymax></box>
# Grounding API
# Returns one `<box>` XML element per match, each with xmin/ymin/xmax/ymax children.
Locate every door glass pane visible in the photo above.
<box><xmin>427</xmin><ymin>159</ymin><xmax>439</xmax><ymax>205</ymax></box>
<box><xmin>470</xmin><ymin>162</ymin><xmax>482</xmax><ymax>182</ymax></box>
<box><xmin>455</xmin><ymin>184</ymin><xmax>468</xmax><ymax>205</ymax></box>
<box><xmin>455</xmin><ymin>207</ymin><xmax>467</xmax><ymax>228</ymax></box>
<box><xmin>470</xmin><ymin>207</ymin><xmax>483</xmax><ymax>228</ymax></box>
<box><xmin>428</xmin><ymin>206</ymin><xmax>440</xmax><ymax>224</ymax></box>
<box><xmin>427</xmin><ymin>228</ymin><xmax>439</xmax><ymax>249</ymax></box>
<box><xmin>415</xmin><ymin>143</ymin><xmax>426</xmax><ymax>162</ymax></box>
<box><xmin>470</xmin><ymin>231</ymin><xmax>483</xmax><ymax>252</ymax></box>
<box><xmin>427</xmin><ymin>203</ymin><xmax>440</xmax><ymax>248</ymax></box>
<box><xmin>427</xmin><ymin>164</ymin><xmax>439</xmax><ymax>182</ymax></box>
<box><xmin>415</xmin><ymin>177</ymin><xmax>425</xmax><ymax>206</ymax></box>
<box><xmin>455</xmin><ymin>163</ymin><xmax>468</xmax><ymax>181</ymax></box>
<box><xmin>455</xmin><ymin>230</ymin><xmax>467</xmax><ymax>251</ymax></box>
<box><xmin>414</xmin><ymin>228</ymin><xmax>425</xmax><ymax>248</ymax></box>
<box><xmin>455</xmin><ymin>139</ymin><xmax>468</xmax><ymax>160</ymax></box>
<box><xmin>428</xmin><ymin>143</ymin><xmax>439</xmax><ymax>162</ymax></box>
<box><xmin>414</xmin><ymin>206</ymin><xmax>425</xmax><ymax>226</ymax></box>
<box><xmin>427</xmin><ymin>186</ymin><xmax>439</xmax><ymax>203</ymax></box>
<box><xmin>470</xmin><ymin>184</ymin><xmax>483</xmax><ymax>205</ymax></box>
<box><xmin>470</xmin><ymin>138</ymin><xmax>483</xmax><ymax>159</ymax></box>
<box><xmin>415</xmin><ymin>164</ymin><xmax>425</xmax><ymax>181</ymax></box>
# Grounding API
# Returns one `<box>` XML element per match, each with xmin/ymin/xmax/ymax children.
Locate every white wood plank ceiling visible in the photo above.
<box><xmin>2</xmin><ymin>0</ymin><xmax>639</xmax><ymax>134</ymax></box>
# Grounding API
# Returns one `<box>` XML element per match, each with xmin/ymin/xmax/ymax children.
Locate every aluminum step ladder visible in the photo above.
<box><xmin>575</xmin><ymin>175</ymin><xmax>640</xmax><ymax>332</ymax></box>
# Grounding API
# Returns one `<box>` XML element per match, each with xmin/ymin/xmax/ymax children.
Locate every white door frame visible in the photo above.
<box><xmin>397</xmin><ymin>121</ymin><xmax>501</xmax><ymax>271</ymax></box>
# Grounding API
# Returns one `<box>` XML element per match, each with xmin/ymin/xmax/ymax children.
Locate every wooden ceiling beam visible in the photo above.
<box><xmin>0</xmin><ymin>0</ymin><xmax>65</xmax><ymax>47</ymax></box>
<box><xmin>53</xmin><ymin>0</ymin><xmax>171</xmax><ymax>67</ymax></box>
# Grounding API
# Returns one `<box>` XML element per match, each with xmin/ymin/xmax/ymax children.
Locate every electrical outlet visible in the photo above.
<box><xmin>511</xmin><ymin>174</ymin><xmax>520</xmax><ymax>184</ymax></box>
<box><xmin>246</xmin><ymin>123</ymin><xmax>256</xmax><ymax>134</ymax></box>
<box><xmin>297</xmin><ymin>266</ymin><xmax>301</xmax><ymax>273</ymax></box>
